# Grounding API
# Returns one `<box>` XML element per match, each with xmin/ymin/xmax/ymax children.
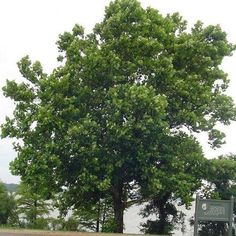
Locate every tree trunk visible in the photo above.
<box><xmin>96</xmin><ymin>199</ymin><xmax>101</xmax><ymax>232</ymax></box>
<box><xmin>32</xmin><ymin>199</ymin><xmax>37</xmax><ymax>227</ymax></box>
<box><xmin>156</xmin><ymin>193</ymin><xmax>171</xmax><ymax>234</ymax></box>
<box><xmin>112</xmin><ymin>184</ymin><xmax>124</xmax><ymax>233</ymax></box>
<box><xmin>101</xmin><ymin>200</ymin><xmax>107</xmax><ymax>232</ymax></box>
<box><xmin>158</xmin><ymin>202</ymin><xmax>168</xmax><ymax>234</ymax></box>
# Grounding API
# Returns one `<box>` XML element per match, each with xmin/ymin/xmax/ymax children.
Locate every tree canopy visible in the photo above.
<box><xmin>1</xmin><ymin>0</ymin><xmax>236</xmax><ymax>233</ymax></box>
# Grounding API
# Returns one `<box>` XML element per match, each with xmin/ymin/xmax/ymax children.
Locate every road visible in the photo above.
<box><xmin>0</xmin><ymin>230</ymin><xmax>107</xmax><ymax>236</ymax></box>
<box><xmin>0</xmin><ymin>230</ymin><xmax>152</xmax><ymax>236</ymax></box>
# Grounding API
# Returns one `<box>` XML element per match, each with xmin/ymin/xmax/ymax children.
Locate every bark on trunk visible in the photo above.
<box><xmin>33</xmin><ymin>200</ymin><xmax>37</xmax><ymax>227</ymax></box>
<box><xmin>158</xmin><ymin>202</ymin><xmax>168</xmax><ymax>234</ymax></box>
<box><xmin>112</xmin><ymin>184</ymin><xmax>124</xmax><ymax>233</ymax></box>
<box><xmin>156</xmin><ymin>193</ymin><xmax>171</xmax><ymax>234</ymax></box>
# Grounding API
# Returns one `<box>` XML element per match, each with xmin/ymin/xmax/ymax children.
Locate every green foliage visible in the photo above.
<box><xmin>0</xmin><ymin>182</ymin><xmax>16</xmax><ymax>225</ymax></box>
<box><xmin>1</xmin><ymin>0</ymin><xmax>236</xmax><ymax>233</ymax></box>
<box><xmin>15</xmin><ymin>182</ymin><xmax>51</xmax><ymax>229</ymax></box>
<box><xmin>139</xmin><ymin>134</ymin><xmax>208</xmax><ymax>234</ymax></box>
<box><xmin>61</xmin><ymin>217</ymin><xmax>80</xmax><ymax>231</ymax></box>
<box><xmin>56</xmin><ymin>192</ymin><xmax>115</xmax><ymax>232</ymax></box>
<box><xmin>198</xmin><ymin>221</ymin><xmax>234</xmax><ymax>236</ymax></box>
<box><xmin>141</xmin><ymin>219</ymin><xmax>173</xmax><ymax>235</ymax></box>
<box><xmin>72</xmin><ymin>197</ymin><xmax>115</xmax><ymax>232</ymax></box>
<box><xmin>198</xmin><ymin>154</ymin><xmax>236</xmax><ymax>236</ymax></box>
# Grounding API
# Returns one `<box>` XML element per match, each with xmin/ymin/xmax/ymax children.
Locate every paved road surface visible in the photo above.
<box><xmin>0</xmin><ymin>231</ymin><xmax>108</xmax><ymax>236</ymax></box>
<box><xmin>0</xmin><ymin>233</ymin><xmax>37</xmax><ymax>236</ymax></box>
<box><xmin>0</xmin><ymin>231</ymin><xmax>100</xmax><ymax>236</ymax></box>
<box><xmin>0</xmin><ymin>231</ymin><xmax>159</xmax><ymax>236</ymax></box>
<box><xmin>0</xmin><ymin>233</ymin><xmax>86</xmax><ymax>236</ymax></box>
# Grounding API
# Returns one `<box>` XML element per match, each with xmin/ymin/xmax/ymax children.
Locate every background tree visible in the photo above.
<box><xmin>15</xmin><ymin>182</ymin><xmax>51</xmax><ymax>229</ymax></box>
<box><xmin>197</xmin><ymin>154</ymin><xmax>236</xmax><ymax>236</ymax></box>
<box><xmin>72</xmin><ymin>197</ymin><xmax>115</xmax><ymax>232</ymax></box>
<box><xmin>0</xmin><ymin>182</ymin><xmax>16</xmax><ymax>226</ymax></box>
<box><xmin>56</xmin><ymin>194</ymin><xmax>115</xmax><ymax>232</ymax></box>
<box><xmin>1</xmin><ymin>0</ymin><xmax>236</xmax><ymax>233</ymax></box>
<box><xmin>140</xmin><ymin>134</ymin><xmax>208</xmax><ymax>235</ymax></box>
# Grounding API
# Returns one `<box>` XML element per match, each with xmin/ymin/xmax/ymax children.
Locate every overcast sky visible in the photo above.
<box><xmin>0</xmin><ymin>0</ymin><xmax>236</xmax><ymax>183</ymax></box>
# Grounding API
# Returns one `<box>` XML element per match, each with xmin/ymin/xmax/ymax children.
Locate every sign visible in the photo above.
<box><xmin>194</xmin><ymin>196</ymin><xmax>234</xmax><ymax>236</ymax></box>
<box><xmin>197</xmin><ymin>199</ymin><xmax>231</xmax><ymax>221</ymax></box>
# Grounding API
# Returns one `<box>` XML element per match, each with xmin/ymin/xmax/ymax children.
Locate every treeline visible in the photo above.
<box><xmin>4</xmin><ymin>183</ymin><xmax>18</xmax><ymax>192</ymax></box>
<box><xmin>0</xmin><ymin>181</ymin><xmax>115</xmax><ymax>231</ymax></box>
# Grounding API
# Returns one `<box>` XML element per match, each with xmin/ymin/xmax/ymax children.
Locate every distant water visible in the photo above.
<box><xmin>124</xmin><ymin>204</ymin><xmax>195</xmax><ymax>236</ymax></box>
<box><xmin>124</xmin><ymin>205</ymin><xmax>142</xmax><ymax>234</ymax></box>
<box><xmin>50</xmin><ymin>202</ymin><xmax>195</xmax><ymax>235</ymax></box>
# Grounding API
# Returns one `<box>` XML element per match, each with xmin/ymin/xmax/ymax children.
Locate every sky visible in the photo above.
<box><xmin>0</xmin><ymin>0</ymin><xmax>236</xmax><ymax>183</ymax></box>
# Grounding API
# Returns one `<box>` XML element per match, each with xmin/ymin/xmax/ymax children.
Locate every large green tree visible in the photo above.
<box><xmin>1</xmin><ymin>0</ymin><xmax>236</xmax><ymax>233</ymax></box>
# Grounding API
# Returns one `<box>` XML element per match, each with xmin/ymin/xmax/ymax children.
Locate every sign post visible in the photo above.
<box><xmin>194</xmin><ymin>195</ymin><xmax>199</xmax><ymax>236</ymax></box>
<box><xmin>194</xmin><ymin>196</ymin><xmax>234</xmax><ymax>236</ymax></box>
